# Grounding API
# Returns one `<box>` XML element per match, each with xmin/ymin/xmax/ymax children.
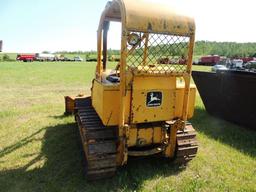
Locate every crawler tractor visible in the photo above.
<box><xmin>73</xmin><ymin>0</ymin><xmax>198</xmax><ymax>180</ymax></box>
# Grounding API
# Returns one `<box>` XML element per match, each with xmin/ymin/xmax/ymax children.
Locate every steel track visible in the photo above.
<box><xmin>175</xmin><ymin>124</ymin><xmax>198</xmax><ymax>164</ymax></box>
<box><xmin>75</xmin><ymin>97</ymin><xmax>117</xmax><ymax>180</ymax></box>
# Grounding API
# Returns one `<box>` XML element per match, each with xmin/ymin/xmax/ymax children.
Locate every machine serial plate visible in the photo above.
<box><xmin>146</xmin><ymin>91</ymin><xmax>162</xmax><ymax>107</ymax></box>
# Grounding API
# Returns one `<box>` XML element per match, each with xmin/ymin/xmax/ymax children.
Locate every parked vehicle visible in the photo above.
<box><xmin>230</xmin><ymin>59</ymin><xmax>243</xmax><ymax>69</ymax></box>
<box><xmin>244</xmin><ymin>60</ymin><xmax>256</xmax><ymax>72</ymax></box>
<box><xmin>74</xmin><ymin>56</ymin><xmax>83</xmax><ymax>61</ymax></box>
<box><xmin>16</xmin><ymin>54</ymin><xmax>36</xmax><ymax>62</ymax></box>
<box><xmin>211</xmin><ymin>64</ymin><xmax>228</xmax><ymax>72</ymax></box>
<box><xmin>240</xmin><ymin>57</ymin><xmax>254</xmax><ymax>63</ymax></box>
<box><xmin>198</xmin><ymin>55</ymin><xmax>220</xmax><ymax>66</ymax></box>
<box><xmin>64</xmin><ymin>57</ymin><xmax>72</xmax><ymax>61</ymax></box>
<box><xmin>55</xmin><ymin>54</ymin><xmax>65</xmax><ymax>61</ymax></box>
<box><xmin>35</xmin><ymin>53</ymin><xmax>55</xmax><ymax>61</ymax></box>
<box><xmin>86</xmin><ymin>58</ymin><xmax>97</xmax><ymax>62</ymax></box>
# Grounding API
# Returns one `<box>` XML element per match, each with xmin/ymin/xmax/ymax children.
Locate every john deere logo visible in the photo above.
<box><xmin>146</xmin><ymin>91</ymin><xmax>162</xmax><ymax>107</ymax></box>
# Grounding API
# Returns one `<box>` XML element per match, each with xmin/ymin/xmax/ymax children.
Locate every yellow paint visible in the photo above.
<box><xmin>124</xmin><ymin>0</ymin><xmax>195</xmax><ymax>36</ymax></box>
<box><xmin>153</xmin><ymin>127</ymin><xmax>162</xmax><ymax>144</ymax></box>
<box><xmin>128</xmin><ymin>128</ymin><xmax>137</xmax><ymax>146</ymax></box>
<box><xmin>175</xmin><ymin>85</ymin><xmax>196</xmax><ymax>119</ymax></box>
<box><xmin>92</xmin><ymin>78</ymin><xmax>195</xmax><ymax>126</ymax></box>
<box><xmin>127</xmin><ymin>126</ymin><xmax>163</xmax><ymax>147</ymax></box>
<box><xmin>131</xmin><ymin>76</ymin><xmax>176</xmax><ymax>123</ymax></box>
<box><xmin>137</xmin><ymin>128</ymin><xmax>153</xmax><ymax>145</ymax></box>
<box><xmin>92</xmin><ymin>79</ymin><xmax>130</xmax><ymax>126</ymax></box>
<box><xmin>98</xmin><ymin>0</ymin><xmax>195</xmax><ymax>37</ymax></box>
<box><xmin>92</xmin><ymin>0</ymin><xmax>196</xmax><ymax>165</ymax></box>
<box><xmin>164</xmin><ymin>121</ymin><xmax>180</xmax><ymax>158</ymax></box>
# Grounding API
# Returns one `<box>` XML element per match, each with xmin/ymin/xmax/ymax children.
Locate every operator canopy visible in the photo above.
<box><xmin>101</xmin><ymin>0</ymin><xmax>195</xmax><ymax>36</ymax></box>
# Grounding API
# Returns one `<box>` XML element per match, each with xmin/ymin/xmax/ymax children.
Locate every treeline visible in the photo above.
<box><xmin>55</xmin><ymin>41</ymin><xmax>256</xmax><ymax>58</ymax></box>
<box><xmin>194</xmin><ymin>41</ymin><xmax>256</xmax><ymax>57</ymax></box>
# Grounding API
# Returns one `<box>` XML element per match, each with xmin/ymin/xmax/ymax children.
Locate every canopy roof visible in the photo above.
<box><xmin>101</xmin><ymin>0</ymin><xmax>195</xmax><ymax>36</ymax></box>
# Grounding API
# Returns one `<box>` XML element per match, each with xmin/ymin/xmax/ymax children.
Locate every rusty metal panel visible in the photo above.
<box><xmin>137</xmin><ymin>128</ymin><xmax>153</xmax><ymax>146</ymax></box>
<box><xmin>192</xmin><ymin>70</ymin><xmax>256</xmax><ymax>130</ymax></box>
<box><xmin>103</xmin><ymin>0</ymin><xmax>195</xmax><ymax>36</ymax></box>
<box><xmin>127</xmin><ymin>126</ymin><xmax>163</xmax><ymax>147</ymax></box>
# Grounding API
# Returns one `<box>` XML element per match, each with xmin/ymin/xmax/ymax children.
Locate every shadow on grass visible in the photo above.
<box><xmin>0</xmin><ymin>122</ymin><xmax>184</xmax><ymax>192</ymax></box>
<box><xmin>49</xmin><ymin>113</ymin><xmax>73</xmax><ymax>119</ymax></box>
<box><xmin>0</xmin><ymin>127</ymin><xmax>46</xmax><ymax>159</ymax></box>
<box><xmin>191</xmin><ymin>107</ymin><xmax>256</xmax><ymax>157</ymax></box>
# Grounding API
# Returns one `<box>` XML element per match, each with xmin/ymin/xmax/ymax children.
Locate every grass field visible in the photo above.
<box><xmin>0</xmin><ymin>61</ymin><xmax>255</xmax><ymax>192</ymax></box>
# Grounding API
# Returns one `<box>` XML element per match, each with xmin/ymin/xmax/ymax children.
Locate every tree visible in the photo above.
<box><xmin>3</xmin><ymin>54</ymin><xmax>10</xmax><ymax>61</ymax></box>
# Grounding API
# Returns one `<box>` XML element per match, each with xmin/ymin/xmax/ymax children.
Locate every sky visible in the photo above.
<box><xmin>0</xmin><ymin>0</ymin><xmax>256</xmax><ymax>53</ymax></box>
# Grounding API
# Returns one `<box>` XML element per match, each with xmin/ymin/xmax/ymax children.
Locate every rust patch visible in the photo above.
<box><xmin>136</xmin><ymin>105</ymin><xmax>142</xmax><ymax>112</ymax></box>
<box><xmin>147</xmin><ymin>22</ymin><xmax>152</xmax><ymax>31</ymax></box>
<box><xmin>188</xmin><ymin>23</ymin><xmax>195</xmax><ymax>35</ymax></box>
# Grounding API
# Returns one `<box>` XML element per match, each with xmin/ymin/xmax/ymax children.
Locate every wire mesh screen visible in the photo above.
<box><xmin>126</xmin><ymin>32</ymin><xmax>190</xmax><ymax>75</ymax></box>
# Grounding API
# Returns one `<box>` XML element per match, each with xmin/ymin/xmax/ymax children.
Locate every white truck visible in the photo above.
<box><xmin>35</xmin><ymin>53</ymin><xmax>55</xmax><ymax>61</ymax></box>
<box><xmin>231</xmin><ymin>59</ymin><xmax>243</xmax><ymax>69</ymax></box>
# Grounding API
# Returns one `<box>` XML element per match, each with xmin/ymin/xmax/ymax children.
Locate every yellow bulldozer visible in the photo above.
<box><xmin>67</xmin><ymin>0</ymin><xmax>198</xmax><ymax>180</ymax></box>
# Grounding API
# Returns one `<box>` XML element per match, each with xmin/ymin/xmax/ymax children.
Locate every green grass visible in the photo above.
<box><xmin>0</xmin><ymin>62</ymin><xmax>255</xmax><ymax>192</ymax></box>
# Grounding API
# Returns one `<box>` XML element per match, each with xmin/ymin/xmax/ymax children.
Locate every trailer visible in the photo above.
<box><xmin>240</xmin><ymin>57</ymin><xmax>254</xmax><ymax>63</ymax></box>
<box><xmin>198</xmin><ymin>55</ymin><xmax>220</xmax><ymax>66</ymax></box>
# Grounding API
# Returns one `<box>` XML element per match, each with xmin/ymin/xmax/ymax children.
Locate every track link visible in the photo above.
<box><xmin>175</xmin><ymin>124</ymin><xmax>198</xmax><ymax>164</ymax></box>
<box><xmin>74</xmin><ymin>97</ymin><xmax>117</xmax><ymax>180</ymax></box>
